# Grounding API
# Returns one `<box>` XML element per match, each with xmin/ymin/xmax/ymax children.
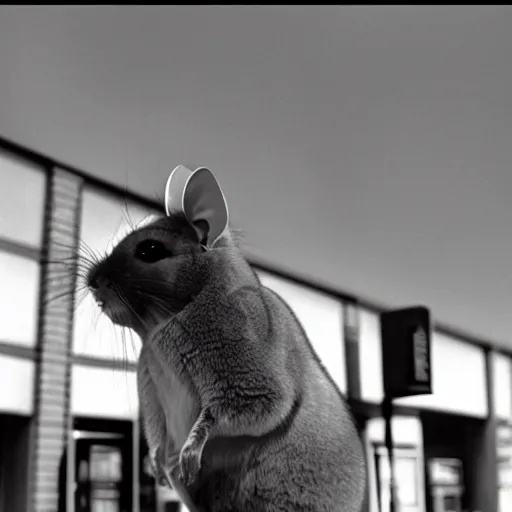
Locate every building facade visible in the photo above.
<box><xmin>0</xmin><ymin>139</ymin><xmax>511</xmax><ymax>512</ymax></box>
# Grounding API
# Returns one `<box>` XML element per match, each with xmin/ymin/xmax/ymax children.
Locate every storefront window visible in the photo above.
<box><xmin>0</xmin><ymin>150</ymin><xmax>44</xmax><ymax>347</ymax></box>
<box><xmin>0</xmin><ymin>252</ymin><xmax>40</xmax><ymax>346</ymax></box>
<box><xmin>0</xmin><ymin>355</ymin><xmax>34</xmax><ymax>414</ymax></box>
<box><xmin>0</xmin><ymin>149</ymin><xmax>45</xmax><ymax>248</ymax></box>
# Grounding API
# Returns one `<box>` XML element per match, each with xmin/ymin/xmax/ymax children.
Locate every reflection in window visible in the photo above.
<box><xmin>90</xmin><ymin>445</ymin><xmax>122</xmax><ymax>482</ymax></box>
<box><xmin>0</xmin><ymin>251</ymin><xmax>40</xmax><ymax>346</ymax></box>
<box><xmin>0</xmin><ymin>150</ymin><xmax>45</xmax><ymax>248</ymax></box>
<box><xmin>78</xmin><ymin>460</ymin><xmax>89</xmax><ymax>482</ymax></box>
<box><xmin>87</xmin><ymin>445</ymin><xmax>123</xmax><ymax>512</ymax></box>
<box><xmin>497</xmin><ymin>424</ymin><xmax>512</xmax><ymax>512</ymax></box>
<box><xmin>74</xmin><ymin>187</ymin><xmax>161</xmax><ymax>361</ymax></box>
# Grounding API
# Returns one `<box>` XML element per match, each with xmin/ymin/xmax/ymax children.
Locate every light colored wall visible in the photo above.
<box><xmin>396</xmin><ymin>333</ymin><xmax>487</xmax><ymax>417</ymax></box>
<box><xmin>0</xmin><ymin>354</ymin><xmax>34</xmax><ymax>415</ymax></box>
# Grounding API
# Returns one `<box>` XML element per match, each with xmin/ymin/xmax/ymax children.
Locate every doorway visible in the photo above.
<box><xmin>0</xmin><ymin>414</ymin><xmax>31</xmax><ymax>512</ymax></box>
<box><xmin>421</xmin><ymin>411</ymin><xmax>489</xmax><ymax>512</ymax></box>
<box><xmin>71</xmin><ymin>418</ymin><xmax>134</xmax><ymax>512</ymax></box>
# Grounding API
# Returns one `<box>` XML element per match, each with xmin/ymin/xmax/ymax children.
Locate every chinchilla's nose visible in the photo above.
<box><xmin>87</xmin><ymin>265</ymin><xmax>110</xmax><ymax>290</ymax></box>
<box><xmin>89</xmin><ymin>274</ymin><xmax>100</xmax><ymax>290</ymax></box>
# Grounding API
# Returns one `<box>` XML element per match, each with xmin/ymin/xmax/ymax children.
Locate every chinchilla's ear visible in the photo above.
<box><xmin>164</xmin><ymin>165</ymin><xmax>229</xmax><ymax>249</ymax></box>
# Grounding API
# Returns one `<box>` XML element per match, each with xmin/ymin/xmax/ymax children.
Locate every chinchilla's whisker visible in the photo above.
<box><xmin>73</xmin><ymin>288</ymin><xmax>89</xmax><ymax>311</ymax></box>
<box><xmin>78</xmin><ymin>239</ymin><xmax>99</xmax><ymax>257</ymax></box>
<box><xmin>43</xmin><ymin>289</ymin><xmax>77</xmax><ymax>306</ymax></box>
<box><xmin>45</xmin><ymin>268</ymin><xmax>89</xmax><ymax>279</ymax></box>
<box><xmin>113</xmin><ymin>286</ymin><xmax>149</xmax><ymax>331</ymax></box>
<box><xmin>130</xmin><ymin>290</ymin><xmax>177</xmax><ymax>317</ymax></box>
<box><xmin>50</xmin><ymin>239</ymin><xmax>77</xmax><ymax>251</ymax></box>
<box><xmin>41</xmin><ymin>257</ymin><xmax>79</xmax><ymax>265</ymax></box>
<box><xmin>121</xmin><ymin>200</ymin><xmax>136</xmax><ymax>232</ymax></box>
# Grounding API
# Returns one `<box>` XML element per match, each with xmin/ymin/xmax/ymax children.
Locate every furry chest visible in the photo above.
<box><xmin>143</xmin><ymin>345</ymin><xmax>199</xmax><ymax>450</ymax></box>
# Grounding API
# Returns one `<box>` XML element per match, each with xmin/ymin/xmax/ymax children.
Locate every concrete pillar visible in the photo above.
<box><xmin>27</xmin><ymin>168</ymin><xmax>82</xmax><ymax>512</ymax></box>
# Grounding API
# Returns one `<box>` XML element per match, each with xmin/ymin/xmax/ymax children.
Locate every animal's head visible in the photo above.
<box><xmin>85</xmin><ymin>166</ymin><xmax>231</xmax><ymax>338</ymax></box>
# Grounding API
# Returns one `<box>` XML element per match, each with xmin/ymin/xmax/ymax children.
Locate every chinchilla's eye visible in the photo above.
<box><xmin>135</xmin><ymin>240</ymin><xmax>171</xmax><ymax>263</ymax></box>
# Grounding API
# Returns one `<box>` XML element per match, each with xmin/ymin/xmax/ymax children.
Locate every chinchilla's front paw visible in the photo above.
<box><xmin>179</xmin><ymin>436</ymin><xmax>203</xmax><ymax>487</ymax></box>
<box><xmin>150</xmin><ymin>444</ymin><xmax>176</xmax><ymax>488</ymax></box>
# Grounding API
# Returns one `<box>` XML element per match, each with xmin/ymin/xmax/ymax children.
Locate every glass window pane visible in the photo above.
<box><xmin>75</xmin><ymin>187</ymin><xmax>161</xmax><ymax>360</ymax></box>
<box><xmin>0</xmin><ymin>251</ymin><xmax>40</xmax><ymax>346</ymax></box>
<box><xmin>90</xmin><ymin>445</ymin><xmax>122</xmax><ymax>482</ymax></box>
<box><xmin>359</xmin><ymin>308</ymin><xmax>384</xmax><ymax>403</ymax></box>
<box><xmin>256</xmin><ymin>271</ymin><xmax>346</xmax><ymax>393</ymax></box>
<box><xmin>0</xmin><ymin>150</ymin><xmax>45</xmax><ymax>248</ymax></box>
<box><xmin>71</xmin><ymin>365</ymin><xmax>138</xmax><ymax>419</ymax></box>
<box><xmin>494</xmin><ymin>353</ymin><xmax>512</xmax><ymax>421</ymax></box>
<box><xmin>0</xmin><ymin>355</ymin><xmax>35</xmax><ymax>415</ymax></box>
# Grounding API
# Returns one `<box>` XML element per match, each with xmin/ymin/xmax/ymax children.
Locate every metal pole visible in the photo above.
<box><xmin>66</xmin><ymin>418</ymin><xmax>75</xmax><ymax>512</ymax></box>
<box><xmin>383</xmin><ymin>397</ymin><xmax>397</xmax><ymax>512</ymax></box>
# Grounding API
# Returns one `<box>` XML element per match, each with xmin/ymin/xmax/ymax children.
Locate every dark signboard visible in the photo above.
<box><xmin>380</xmin><ymin>306</ymin><xmax>432</xmax><ymax>399</ymax></box>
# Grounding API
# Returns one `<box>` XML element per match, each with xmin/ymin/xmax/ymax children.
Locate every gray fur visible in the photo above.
<box><xmin>87</xmin><ymin>216</ymin><xmax>366</xmax><ymax>512</ymax></box>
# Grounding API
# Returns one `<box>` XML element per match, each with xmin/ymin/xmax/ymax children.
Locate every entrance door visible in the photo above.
<box><xmin>75</xmin><ymin>433</ymin><xmax>132</xmax><ymax>512</ymax></box>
